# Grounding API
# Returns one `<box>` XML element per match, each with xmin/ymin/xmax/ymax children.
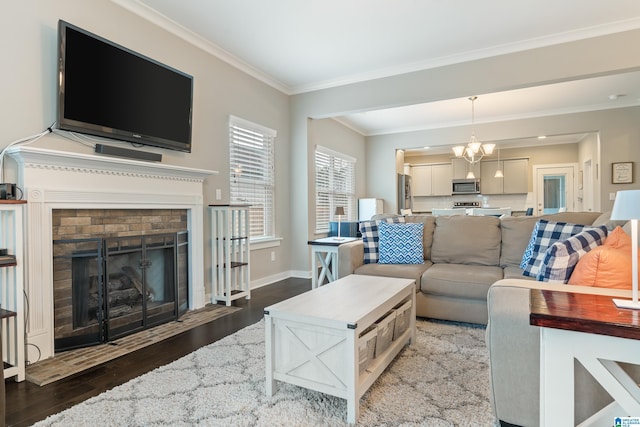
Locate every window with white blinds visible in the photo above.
<box><xmin>229</xmin><ymin>116</ymin><xmax>276</xmax><ymax>240</ymax></box>
<box><xmin>315</xmin><ymin>146</ymin><xmax>356</xmax><ymax>233</ymax></box>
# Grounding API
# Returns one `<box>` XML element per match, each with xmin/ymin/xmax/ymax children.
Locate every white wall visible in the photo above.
<box><xmin>2</xmin><ymin>1</ymin><xmax>292</xmax><ymax>286</ymax></box>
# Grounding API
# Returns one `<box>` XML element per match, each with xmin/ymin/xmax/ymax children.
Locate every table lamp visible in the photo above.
<box><xmin>334</xmin><ymin>206</ymin><xmax>345</xmax><ymax>241</ymax></box>
<box><xmin>611</xmin><ymin>189</ymin><xmax>640</xmax><ymax>309</ymax></box>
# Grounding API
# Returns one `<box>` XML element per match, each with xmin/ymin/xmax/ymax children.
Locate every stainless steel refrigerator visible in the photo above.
<box><xmin>397</xmin><ymin>174</ymin><xmax>412</xmax><ymax>213</ymax></box>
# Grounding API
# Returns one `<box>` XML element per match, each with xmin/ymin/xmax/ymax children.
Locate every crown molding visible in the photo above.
<box><xmin>112</xmin><ymin>1</ymin><xmax>640</xmax><ymax>96</ymax></box>
<box><xmin>110</xmin><ymin>0</ymin><xmax>292</xmax><ymax>94</ymax></box>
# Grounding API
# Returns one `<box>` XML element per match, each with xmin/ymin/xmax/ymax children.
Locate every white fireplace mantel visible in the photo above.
<box><xmin>6</xmin><ymin>146</ymin><xmax>217</xmax><ymax>361</ymax></box>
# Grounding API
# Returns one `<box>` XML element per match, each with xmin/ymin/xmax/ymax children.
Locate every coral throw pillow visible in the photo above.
<box><xmin>568</xmin><ymin>227</ymin><xmax>636</xmax><ymax>289</ymax></box>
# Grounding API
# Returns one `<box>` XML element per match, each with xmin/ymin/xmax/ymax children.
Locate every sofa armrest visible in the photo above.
<box><xmin>486</xmin><ymin>279</ymin><xmax>631</xmax><ymax>426</ymax></box>
<box><xmin>337</xmin><ymin>239</ymin><xmax>364</xmax><ymax>279</ymax></box>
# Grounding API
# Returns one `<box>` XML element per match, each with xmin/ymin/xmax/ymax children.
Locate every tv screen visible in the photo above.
<box><xmin>57</xmin><ymin>20</ymin><xmax>193</xmax><ymax>153</ymax></box>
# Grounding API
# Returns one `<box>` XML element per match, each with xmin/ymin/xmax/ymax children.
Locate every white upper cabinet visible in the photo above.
<box><xmin>452</xmin><ymin>158</ymin><xmax>480</xmax><ymax>179</ymax></box>
<box><xmin>411</xmin><ymin>164</ymin><xmax>452</xmax><ymax>196</ymax></box>
<box><xmin>479</xmin><ymin>158</ymin><xmax>529</xmax><ymax>194</ymax></box>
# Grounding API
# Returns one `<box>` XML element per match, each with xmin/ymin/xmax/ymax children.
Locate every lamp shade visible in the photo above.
<box><xmin>611</xmin><ymin>190</ymin><xmax>640</xmax><ymax>220</ymax></box>
<box><xmin>334</xmin><ymin>206</ymin><xmax>345</xmax><ymax>216</ymax></box>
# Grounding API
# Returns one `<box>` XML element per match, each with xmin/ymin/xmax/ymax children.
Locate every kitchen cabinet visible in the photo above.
<box><xmin>452</xmin><ymin>158</ymin><xmax>481</xmax><ymax>179</ymax></box>
<box><xmin>411</xmin><ymin>164</ymin><xmax>452</xmax><ymax>196</ymax></box>
<box><xmin>480</xmin><ymin>158</ymin><xmax>529</xmax><ymax>194</ymax></box>
<box><xmin>411</xmin><ymin>165</ymin><xmax>432</xmax><ymax>196</ymax></box>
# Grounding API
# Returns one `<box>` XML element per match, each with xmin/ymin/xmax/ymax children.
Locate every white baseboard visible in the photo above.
<box><xmin>250</xmin><ymin>270</ymin><xmax>311</xmax><ymax>289</ymax></box>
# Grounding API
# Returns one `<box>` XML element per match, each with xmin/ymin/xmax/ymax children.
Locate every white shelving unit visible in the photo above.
<box><xmin>209</xmin><ymin>205</ymin><xmax>251</xmax><ymax>306</ymax></box>
<box><xmin>0</xmin><ymin>201</ymin><xmax>26</xmax><ymax>381</ymax></box>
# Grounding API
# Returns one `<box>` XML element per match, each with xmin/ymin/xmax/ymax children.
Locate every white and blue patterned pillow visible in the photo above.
<box><xmin>360</xmin><ymin>216</ymin><xmax>405</xmax><ymax>264</ymax></box>
<box><xmin>536</xmin><ymin>225</ymin><xmax>608</xmax><ymax>283</ymax></box>
<box><xmin>378</xmin><ymin>222</ymin><xmax>424</xmax><ymax>264</ymax></box>
<box><xmin>521</xmin><ymin>220</ymin><xmax>591</xmax><ymax>277</ymax></box>
<box><xmin>520</xmin><ymin>220</ymin><xmax>542</xmax><ymax>269</ymax></box>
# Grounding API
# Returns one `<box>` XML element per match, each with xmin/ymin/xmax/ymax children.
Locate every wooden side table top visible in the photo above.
<box><xmin>0</xmin><ymin>308</ymin><xmax>17</xmax><ymax>320</ymax></box>
<box><xmin>530</xmin><ymin>289</ymin><xmax>640</xmax><ymax>341</ymax></box>
<box><xmin>308</xmin><ymin>237</ymin><xmax>359</xmax><ymax>246</ymax></box>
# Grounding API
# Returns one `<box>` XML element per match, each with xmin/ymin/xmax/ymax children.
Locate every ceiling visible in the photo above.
<box><xmin>118</xmin><ymin>0</ymin><xmax>640</xmax><ymax>135</ymax></box>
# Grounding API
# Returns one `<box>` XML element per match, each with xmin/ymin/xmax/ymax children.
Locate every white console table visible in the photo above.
<box><xmin>531</xmin><ymin>290</ymin><xmax>640</xmax><ymax>426</ymax></box>
<box><xmin>308</xmin><ymin>237</ymin><xmax>358</xmax><ymax>288</ymax></box>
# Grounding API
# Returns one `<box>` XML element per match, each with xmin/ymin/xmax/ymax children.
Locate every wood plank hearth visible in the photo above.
<box><xmin>26</xmin><ymin>303</ymin><xmax>239</xmax><ymax>386</ymax></box>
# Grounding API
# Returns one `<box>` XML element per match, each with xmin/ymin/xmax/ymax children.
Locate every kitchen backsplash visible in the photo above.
<box><xmin>412</xmin><ymin>192</ymin><xmax>535</xmax><ymax>214</ymax></box>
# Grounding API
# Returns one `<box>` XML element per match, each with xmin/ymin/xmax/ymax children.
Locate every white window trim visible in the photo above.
<box><xmin>229</xmin><ymin>115</ymin><xmax>276</xmax><ymax>241</ymax></box>
<box><xmin>314</xmin><ymin>145</ymin><xmax>356</xmax><ymax>234</ymax></box>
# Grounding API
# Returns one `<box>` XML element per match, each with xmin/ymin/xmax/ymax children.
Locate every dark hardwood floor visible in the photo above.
<box><xmin>4</xmin><ymin>277</ymin><xmax>310</xmax><ymax>427</ymax></box>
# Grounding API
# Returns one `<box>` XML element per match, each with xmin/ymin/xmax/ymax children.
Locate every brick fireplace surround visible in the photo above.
<box><xmin>6</xmin><ymin>146</ymin><xmax>216</xmax><ymax>362</ymax></box>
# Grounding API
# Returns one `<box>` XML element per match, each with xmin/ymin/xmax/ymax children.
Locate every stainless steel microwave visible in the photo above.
<box><xmin>452</xmin><ymin>178</ymin><xmax>480</xmax><ymax>195</ymax></box>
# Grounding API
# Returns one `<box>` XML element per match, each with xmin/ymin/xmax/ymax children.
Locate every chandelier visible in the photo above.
<box><xmin>452</xmin><ymin>96</ymin><xmax>495</xmax><ymax>165</ymax></box>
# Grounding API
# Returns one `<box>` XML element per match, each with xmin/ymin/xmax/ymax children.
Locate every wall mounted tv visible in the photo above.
<box><xmin>57</xmin><ymin>20</ymin><xmax>193</xmax><ymax>153</ymax></box>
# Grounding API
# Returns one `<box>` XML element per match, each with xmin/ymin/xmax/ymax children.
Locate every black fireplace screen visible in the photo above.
<box><xmin>53</xmin><ymin>232</ymin><xmax>188</xmax><ymax>352</ymax></box>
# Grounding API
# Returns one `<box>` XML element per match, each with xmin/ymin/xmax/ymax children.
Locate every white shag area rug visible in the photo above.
<box><xmin>34</xmin><ymin>319</ymin><xmax>498</xmax><ymax>426</ymax></box>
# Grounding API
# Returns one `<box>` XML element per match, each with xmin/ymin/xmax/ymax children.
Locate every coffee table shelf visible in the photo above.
<box><xmin>264</xmin><ymin>275</ymin><xmax>416</xmax><ymax>423</ymax></box>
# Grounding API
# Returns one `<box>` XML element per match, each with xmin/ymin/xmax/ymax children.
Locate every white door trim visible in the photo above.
<box><xmin>533</xmin><ymin>163</ymin><xmax>578</xmax><ymax>215</ymax></box>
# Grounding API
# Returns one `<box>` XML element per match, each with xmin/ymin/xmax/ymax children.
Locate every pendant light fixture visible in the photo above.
<box><xmin>494</xmin><ymin>146</ymin><xmax>504</xmax><ymax>178</ymax></box>
<box><xmin>452</xmin><ymin>96</ymin><xmax>495</xmax><ymax>165</ymax></box>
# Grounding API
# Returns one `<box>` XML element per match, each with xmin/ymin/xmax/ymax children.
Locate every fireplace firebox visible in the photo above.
<box><xmin>53</xmin><ymin>232</ymin><xmax>188</xmax><ymax>352</ymax></box>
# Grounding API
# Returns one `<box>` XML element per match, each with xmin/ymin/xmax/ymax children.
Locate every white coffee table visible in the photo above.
<box><xmin>264</xmin><ymin>274</ymin><xmax>416</xmax><ymax>423</ymax></box>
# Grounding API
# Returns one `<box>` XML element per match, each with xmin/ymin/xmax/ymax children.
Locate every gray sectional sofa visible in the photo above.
<box><xmin>337</xmin><ymin>210</ymin><xmax>630</xmax><ymax>426</ymax></box>
<box><xmin>337</xmin><ymin>211</ymin><xmax>606</xmax><ymax>324</ymax></box>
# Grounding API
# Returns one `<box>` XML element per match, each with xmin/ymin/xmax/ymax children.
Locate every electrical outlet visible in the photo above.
<box><xmin>610</xmin><ymin>192</ymin><xmax>616</xmax><ymax>201</ymax></box>
<box><xmin>216</xmin><ymin>189</ymin><xmax>222</xmax><ymax>200</ymax></box>
<box><xmin>271</xmin><ymin>251</ymin><xmax>275</xmax><ymax>262</ymax></box>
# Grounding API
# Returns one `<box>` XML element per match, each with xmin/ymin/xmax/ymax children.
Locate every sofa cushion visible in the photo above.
<box><xmin>502</xmin><ymin>265</ymin><xmax>535</xmax><ymax>280</ymax></box>
<box><xmin>354</xmin><ymin>262</ymin><xmax>431</xmax><ymax>292</ymax></box>
<box><xmin>540</xmin><ymin>211</ymin><xmax>602</xmax><ymax>226</ymax></box>
<box><xmin>500</xmin><ymin>216</ymin><xmax>540</xmax><ymax>268</ymax></box>
<box><xmin>431</xmin><ymin>215</ymin><xmax>501</xmax><ymax>265</ymax></box>
<box><xmin>360</xmin><ymin>216</ymin><xmax>405</xmax><ymax>264</ymax></box>
<box><xmin>421</xmin><ymin>263</ymin><xmax>503</xmax><ymax>299</ymax></box>
<box><xmin>591</xmin><ymin>211</ymin><xmax>627</xmax><ymax>230</ymax></box>
<box><xmin>521</xmin><ymin>220</ymin><xmax>591</xmax><ymax>278</ymax></box>
<box><xmin>378</xmin><ymin>222</ymin><xmax>424</xmax><ymax>264</ymax></box>
<box><xmin>536</xmin><ymin>225</ymin><xmax>608</xmax><ymax>283</ymax></box>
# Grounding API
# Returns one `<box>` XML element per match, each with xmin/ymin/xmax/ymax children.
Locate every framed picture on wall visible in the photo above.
<box><xmin>612</xmin><ymin>162</ymin><xmax>634</xmax><ymax>184</ymax></box>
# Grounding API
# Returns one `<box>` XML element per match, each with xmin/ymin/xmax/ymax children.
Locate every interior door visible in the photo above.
<box><xmin>534</xmin><ymin>165</ymin><xmax>576</xmax><ymax>215</ymax></box>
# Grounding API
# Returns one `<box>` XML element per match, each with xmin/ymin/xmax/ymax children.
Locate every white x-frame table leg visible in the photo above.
<box><xmin>310</xmin><ymin>245</ymin><xmax>339</xmax><ymax>289</ymax></box>
<box><xmin>540</xmin><ymin>327</ymin><xmax>640</xmax><ymax>426</ymax></box>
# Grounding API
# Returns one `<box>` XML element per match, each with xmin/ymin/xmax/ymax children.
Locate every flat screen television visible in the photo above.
<box><xmin>57</xmin><ymin>20</ymin><xmax>193</xmax><ymax>153</ymax></box>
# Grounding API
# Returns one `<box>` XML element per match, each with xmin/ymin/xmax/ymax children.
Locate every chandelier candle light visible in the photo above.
<box><xmin>610</xmin><ymin>189</ymin><xmax>640</xmax><ymax>309</ymax></box>
<box><xmin>452</xmin><ymin>96</ymin><xmax>495</xmax><ymax>165</ymax></box>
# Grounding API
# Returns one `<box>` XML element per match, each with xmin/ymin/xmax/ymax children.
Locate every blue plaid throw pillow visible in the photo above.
<box><xmin>360</xmin><ymin>216</ymin><xmax>405</xmax><ymax>264</ymax></box>
<box><xmin>522</xmin><ymin>220</ymin><xmax>591</xmax><ymax>277</ymax></box>
<box><xmin>536</xmin><ymin>225</ymin><xmax>608</xmax><ymax>283</ymax></box>
<box><xmin>378</xmin><ymin>222</ymin><xmax>424</xmax><ymax>264</ymax></box>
